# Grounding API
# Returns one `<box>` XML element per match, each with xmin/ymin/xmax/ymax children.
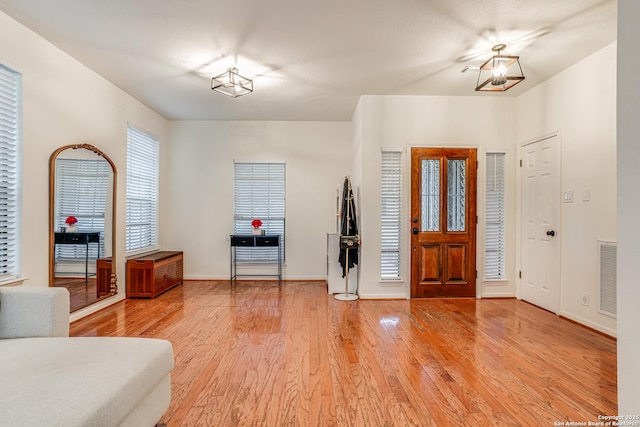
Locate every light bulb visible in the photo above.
<box><xmin>491</xmin><ymin>61</ymin><xmax>508</xmax><ymax>86</ymax></box>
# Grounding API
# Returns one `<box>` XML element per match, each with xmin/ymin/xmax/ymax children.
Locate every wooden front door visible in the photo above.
<box><xmin>410</xmin><ymin>147</ymin><xmax>477</xmax><ymax>297</ymax></box>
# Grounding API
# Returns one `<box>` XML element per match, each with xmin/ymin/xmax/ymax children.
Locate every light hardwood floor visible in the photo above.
<box><xmin>70</xmin><ymin>281</ymin><xmax>617</xmax><ymax>426</ymax></box>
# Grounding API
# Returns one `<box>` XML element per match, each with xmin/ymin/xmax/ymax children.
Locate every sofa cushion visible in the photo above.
<box><xmin>0</xmin><ymin>336</ymin><xmax>173</xmax><ymax>427</ymax></box>
<box><xmin>0</xmin><ymin>287</ymin><xmax>70</xmax><ymax>339</ymax></box>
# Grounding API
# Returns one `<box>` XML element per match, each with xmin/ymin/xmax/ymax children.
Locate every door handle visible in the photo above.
<box><xmin>412</xmin><ymin>227</ymin><xmax>419</xmax><ymax>235</ymax></box>
<box><xmin>546</xmin><ymin>230</ymin><xmax>556</xmax><ymax>237</ymax></box>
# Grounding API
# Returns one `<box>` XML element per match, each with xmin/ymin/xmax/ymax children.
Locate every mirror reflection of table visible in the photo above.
<box><xmin>54</xmin><ymin>231</ymin><xmax>101</xmax><ymax>282</ymax></box>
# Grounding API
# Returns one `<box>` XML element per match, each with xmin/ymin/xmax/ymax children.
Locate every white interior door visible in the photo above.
<box><xmin>521</xmin><ymin>135</ymin><xmax>560</xmax><ymax>312</ymax></box>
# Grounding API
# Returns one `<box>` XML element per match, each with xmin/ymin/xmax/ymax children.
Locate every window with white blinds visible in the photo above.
<box><xmin>126</xmin><ymin>125</ymin><xmax>159</xmax><ymax>253</ymax></box>
<box><xmin>486</xmin><ymin>153</ymin><xmax>505</xmax><ymax>280</ymax></box>
<box><xmin>0</xmin><ymin>65</ymin><xmax>22</xmax><ymax>280</ymax></box>
<box><xmin>381</xmin><ymin>150</ymin><xmax>402</xmax><ymax>280</ymax></box>
<box><xmin>55</xmin><ymin>158</ymin><xmax>110</xmax><ymax>261</ymax></box>
<box><xmin>233</xmin><ymin>162</ymin><xmax>285</xmax><ymax>263</ymax></box>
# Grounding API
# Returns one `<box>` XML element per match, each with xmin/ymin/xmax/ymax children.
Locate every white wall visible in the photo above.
<box><xmin>350</xmin><ymin>100</ymin><xmax>364</xmax><ymax>289</ymax></box>
<box><xmin>0</xmin><ymin>10</ymin><xmax>168</xmax><ymax>319</ymax></box>
<box><xmin>163</xmin><ymin>120</ymin><xmax>351</xmax><ymax>280</ymax></box>
<box><xmin>353</xmin><ymin>95</ymin><xmax>518</xmax><ymax>299</ymax></box>
<box><xmin>617</xmin><ymin>0</ymin><xmax>640</xmax><ymax>414</ymax></box>
<box><xmin>516</xmin><ymin>42</ymin><xmax>617</xmax><ymax>336</ymax></box>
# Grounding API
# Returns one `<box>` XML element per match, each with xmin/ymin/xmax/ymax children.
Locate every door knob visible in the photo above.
<box><xmin>546</xmin><ymin>230</ymin><xmax>556</xmax><ymax>237</ymax></box>
<box><xmin>412</xmin><ymin>227</ymin><xmax>419</xmax><ymax>235</ymax></box>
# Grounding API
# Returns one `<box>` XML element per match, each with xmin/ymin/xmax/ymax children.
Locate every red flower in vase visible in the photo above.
<box><xmin>251</xmin><ymin>219</ymin><xmax>262</xmax><ymax>229</ymax></box>
<box><xmin>65</xmin><ymin>216</ymin><xmax>78</xmax><ymax>226</ymax></box>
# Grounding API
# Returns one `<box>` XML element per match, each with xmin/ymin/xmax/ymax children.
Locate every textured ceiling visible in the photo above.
<box><xmin>0</xmin><ymin>0</ymin><xmax>617</xmax><ymax>121</ymax></box>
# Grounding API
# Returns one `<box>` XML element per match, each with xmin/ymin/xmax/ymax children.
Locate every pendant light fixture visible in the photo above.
<box><xmin>475</xmin><ymin>44</ymin><xmax>525</xmax><ymax>92</ymax></box>
<box><xmin>211</xmin><ymin>67</ymin><xmax>253</xmax><ymax>98</ymax></box>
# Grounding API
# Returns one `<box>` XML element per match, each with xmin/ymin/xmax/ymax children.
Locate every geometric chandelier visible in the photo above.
<box><xmin>475</xmin><ymin>44</ymin><xmax>525</xmax><ymax>92</ymax></box>
<box><xmin>211</xmin><ymin>67</ymin><xmax>253</xmax><ymax>98</ymax></box>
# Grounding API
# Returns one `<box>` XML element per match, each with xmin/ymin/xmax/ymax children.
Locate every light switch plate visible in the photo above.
<box><xmin>563</xmin><ymin>191</ymin><xmax>574</xmax><ymax>203</ymax></box>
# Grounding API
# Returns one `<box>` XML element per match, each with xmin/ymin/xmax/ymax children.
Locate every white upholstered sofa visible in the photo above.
<box><xmin>0</xmin><ymin>287</ymin><xmax>174</xmax><ymax>427</ymax></box>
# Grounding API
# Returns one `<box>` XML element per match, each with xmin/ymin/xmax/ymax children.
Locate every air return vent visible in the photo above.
<box><xmin>598</xmin><ymin>240</ymin><xmax>617</xmax><ymax>317</ymax></box>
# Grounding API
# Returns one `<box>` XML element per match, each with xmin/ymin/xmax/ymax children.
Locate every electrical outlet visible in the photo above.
<box><xmin>581</xmin><ymin>293</ymin><xmax>590</xmax><ymax>306</ymax></box>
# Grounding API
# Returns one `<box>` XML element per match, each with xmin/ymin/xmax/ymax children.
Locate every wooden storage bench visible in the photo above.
<box><xmin>96</xmin><ymin>257</ymin><xmax>113</xmax><ymax>297</ymax></box>
<box><xmin>126</xmin><ymin>251</ymin><xmax>183</xmax><ymax>298</ymax></box>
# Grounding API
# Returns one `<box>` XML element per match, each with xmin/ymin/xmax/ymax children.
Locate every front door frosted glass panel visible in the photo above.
<box><xmin>447</xmin><ymin>159</ymin><xmax>466</xmax><ymax>232</ymax></box>
<box><xmin>421</xmin><ymin>159</ymin><xmax>440</xmax><ymax>231</ymax></box>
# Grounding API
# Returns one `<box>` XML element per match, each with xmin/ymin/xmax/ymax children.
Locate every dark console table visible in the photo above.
<box><xmin>54</xmin><ymin>231</ymin><xmax>101</xmax><ymax>282</ymax></box>
<box><xmin>230</xmin><ymin>235</ymin><xmax>281</xmax><ymax>284</ymax></box>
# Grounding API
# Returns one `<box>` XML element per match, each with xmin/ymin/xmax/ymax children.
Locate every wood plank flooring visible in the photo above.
<box><xmin>54</xmin><ymin>277</ymin><xmax>102</xmax><ymax>312</ymax></box>
<box><xmin>70</xmin><ymin>280</ymin><xmax>617</xmax><ymax>426</ymax></box>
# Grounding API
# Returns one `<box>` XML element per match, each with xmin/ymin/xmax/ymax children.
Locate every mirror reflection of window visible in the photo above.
<box><xmin>54</xmin><ymin>158</ymin><xmax>110</xmax><ymax>269</ymax></box>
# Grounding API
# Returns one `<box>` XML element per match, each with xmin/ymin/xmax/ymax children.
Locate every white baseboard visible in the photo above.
<box><xmin>480</xmin><ymin>291</ymin><xmax>516</xmax><ymax>298</ymax></box>
<box><xmin>184</xmin><ymin>275</ymin><xmax>230</xmax><ymax>280</ymax></box>
<box><xmin>358</xmin><ymin>293</ymin><xmax>408</xmax><ymax>299</ymax></box>
<box><xmin>558</xmin><ymin>310</ymin><xmax>617</xmax><ymax>337</ymax></box>
<box><xmin>183</xmin><ymin>275</ymin><xmax>327</xmax><ymax>281</ymax></box>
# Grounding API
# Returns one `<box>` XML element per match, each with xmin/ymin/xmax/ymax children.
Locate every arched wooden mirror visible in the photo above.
<box><xmin>49</xmin><ymin>144</ymin><xmax>117</xmax><ymax>312</ymax></box>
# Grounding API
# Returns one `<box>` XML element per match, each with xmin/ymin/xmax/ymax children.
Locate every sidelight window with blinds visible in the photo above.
<box><xmin>0</xmin><ymin>65</ymin><xmax>22</xmax><ymax>281</ymax></box>
<box><xmin>126</xmin><ymin>125</ymin><xmax>159</xmax><ymax>254</ymax></box>
<box><xmin>485</xmin><ymin>153</ymin><xmax>506</xmax><ymax>280</ymax></box>
<box><xmin>233</xmin><ymin>162</ymin><xmax>285</xmax><ymax>263</ymax></box>
<box><xmin>381</xmin><ymin>150</ymin><xmax>402</xmax><ymax>280</ymax></box>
